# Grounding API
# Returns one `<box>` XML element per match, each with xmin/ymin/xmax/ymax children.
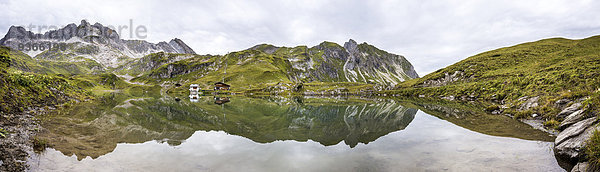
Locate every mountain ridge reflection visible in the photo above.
<box><xmin>38</xmin><ymin>95</ymin><xmax>417</xmax><ymax>160</ymax></box>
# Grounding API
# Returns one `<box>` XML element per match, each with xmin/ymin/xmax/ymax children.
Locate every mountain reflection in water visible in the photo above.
<box><xmin>36</xmin><ymin>95</ymin><xmax>417</xmax><ymax>160</ymax></box>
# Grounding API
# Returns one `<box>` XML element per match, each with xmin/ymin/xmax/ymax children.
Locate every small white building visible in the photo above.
<box><xmin>189</xmin><ymin>84</ymin><xmax>199</xmax><ymax>94</ymax></box>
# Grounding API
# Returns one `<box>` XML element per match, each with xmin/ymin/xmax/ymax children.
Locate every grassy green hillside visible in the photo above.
<box><xmin>389</xmin><ymin>36</ymin><xmax>600</xmax><ymax>122</ymax></box>
<box><xmin>0</xmin><ymin>46</ymin><xmax>152</xmax><ymax>114</ymax></box>
<box><xmin>4</xmin><ymin>46</ymin><xmax>103</xmax><ymax>75</ymax></box>
<box><xmin>129</xmin><ymin>41</ymin><xmax>417</xmax><ymax>94</ymax></box>
<box><xmin>0</xmin><ymin>47</ymin><xmax>91</xmax><ymax>114</ymax></box>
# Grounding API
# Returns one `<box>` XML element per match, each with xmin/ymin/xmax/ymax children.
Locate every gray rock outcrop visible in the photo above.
<box><xmin>553</xmin><ymin>98</ymin><xmax>600</xmax><ymax>170</ymax></box>
<box><xmin>168</xmin><ymin>38</ymin><xmax>196</xmax><ymax>54</ymax></box>
<box><xmin>419</xmin><ymin>71</ymin><xmax>466</xmax><ymax>87</ymax></box>
<box><xmin>558</xmin><ymin>103</ymin><xmax>583</xmax><ymax>118</ymax></box>
<box><xmin>338</xmin><ymin>39</ymin><xmax>419</xmax><ymax>85</ymax></box>
<box><xmin>560</xmin><ymin>110</ymin><xmax>588</xmax><ymax>130</ymax></box>
<box><xmin>555</xmin><ymin>114</ymin><xmax>598</xmax><ymax>163</ymax></box>
<box><xmin>519</xmin><ymin>96</ymin><xmax>540</xmax><ymax>111</ymax></box>
<box><xmin>556</xmin><ymin>117</ymin><xmax>597</xmax><ymax>145</ymax></box>
<box><xmin>556</xmin><ymin>99</ymin><xmax>573</xmax><ymax>109</ymax></box>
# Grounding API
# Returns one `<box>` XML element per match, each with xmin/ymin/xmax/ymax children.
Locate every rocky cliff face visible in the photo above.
<box><xmin>343</xmin><ymin>39</ymin><xmax>419</xmax><ymax>83</ymax></box>
<box><xmin>286</xmin><ymin>39</ymin><xmax>419</xmax><ymax>86</ymax></box>
<box><xmin>0</xmin><ymin>20</ymin><xmax>196</xmax><ymax>68</ymax></box>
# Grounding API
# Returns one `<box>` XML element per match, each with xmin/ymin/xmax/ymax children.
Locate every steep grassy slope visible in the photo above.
<box><xmin>391</xmin><ymin>36</ymin><xmax>600</xmax><ymax>120</ymax></box>
<box><xmin>0</xmin><ymin>47</ymin><xmax>92</xmax><ymax>114</ymax></box>
<box><xmin>115</xmin><ymin>52</ymin><xmax>205</xmax><ymax>76</ymax></box>
<box><xmin>3</xmin><ymin>46</ymin><xmax>103</xmax><ymax>75</ymax></box>
<box><xmin>0</xmin><ymin>46</ymin><xmax>153</xmax><ymax>114</ymax></box>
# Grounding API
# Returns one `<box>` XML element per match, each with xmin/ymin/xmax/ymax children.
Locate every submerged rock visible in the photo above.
<box><xmin>521</xmin><ymin>119</ymin><xmax>558</xmax><ymax>135</ymax></box>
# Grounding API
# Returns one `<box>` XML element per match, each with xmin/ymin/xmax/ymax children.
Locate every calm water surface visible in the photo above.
<box><xmin>28</xmin><ymin>95</ymin><xmax>565</xmax><ymax>171</ymax></box>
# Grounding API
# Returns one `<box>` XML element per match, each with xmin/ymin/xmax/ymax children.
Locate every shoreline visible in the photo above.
<box><xmin>0</xmin><ymin>101</ymin><xmax>86</xmax><ymax>171</ymax></box>
<box><xmin>0</xmin><ymin>110</ymin><xmax>39</xmax><ymax>171</ymax></box>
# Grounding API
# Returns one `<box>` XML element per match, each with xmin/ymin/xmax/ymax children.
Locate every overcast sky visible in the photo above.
<box><xmin>2</xmin><ymin>0</ymin><xmax>600</xmax><ymax>76</ymax></box>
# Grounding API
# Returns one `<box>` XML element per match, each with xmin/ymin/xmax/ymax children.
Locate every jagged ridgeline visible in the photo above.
<box><xmin>0</xmin><ymin>20</ymin><xmax>418</xmax><ymax>90</ymax></box>
<box><xmin>0</xmin><ymin>20</ymin><xmax>195</xmax><ymax>69</ymax></box>
<box><xmin>123</xmin><ymin>40</ymin><xmax>418</xmax><ymax>90</ymax></box>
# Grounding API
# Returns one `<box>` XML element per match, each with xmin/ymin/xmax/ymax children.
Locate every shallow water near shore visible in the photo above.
<box><xmin>27</xmin><ymin>95</ymin><xmax>565</xmax><ymax>171</ymax></box>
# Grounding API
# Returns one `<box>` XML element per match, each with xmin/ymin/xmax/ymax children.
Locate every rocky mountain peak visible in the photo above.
<box><xmin>1</xmin><ymin>26</ymin><xmax>31</xmax><ymax>43</ymax></box>
<box><xmin>247</xmin><ymin>44</ymin><xmax>280</xmax><ymax>54</ymax></box>
<box><xmin>343</xmin><ymin>39</ymin><xmax>358</xmax><ymax>51</ymax></box>
<box><xmin>93</xmin><ymin>22</ymin><xmax>103</xmax><ymax>28</ymax></box>
<box><xmin>169</xmin><ymin>38</ymin><xmax>196</xmax><ymax>54</ymax></box>
<box><xmin>79</xmin><ymin>19</ymin><xmax>90</xmax><ymax>27</ymax></box>
<box><xmin>0</xmin><ymin>20</ymin><xmax>197</xmax><ymax>68</ymax></box>
<box><xmin>346</xmin><ymin>39</ymin><xmax>357</xmax><ymax>44</ymax></box>
<box><xmin>7</xmin><ymin>26</ymin><xmax>26</xmax><ymax>35</ymax></box>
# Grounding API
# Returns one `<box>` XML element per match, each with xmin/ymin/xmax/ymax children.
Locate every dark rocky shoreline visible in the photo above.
<box><xmin>0</xmin><ymin>106</ymin><xmax>60</xmax><ymax>171</ymax></box>
<box><xmin>0</xmin><ymin>112</ymin><xmax>38</xmax><ymax>171</ymax></box>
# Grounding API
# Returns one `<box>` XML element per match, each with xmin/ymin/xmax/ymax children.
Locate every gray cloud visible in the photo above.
<box><xmin>2</xmin><ymin>0</ymin><xmax>600</xmax><ymax>76</ymax></box>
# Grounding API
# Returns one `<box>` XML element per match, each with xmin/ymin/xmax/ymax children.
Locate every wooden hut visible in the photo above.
<box><xmin>214</xmin><ymin>82</ymin><xmax>230</xmax><ymax>90</ymax></box>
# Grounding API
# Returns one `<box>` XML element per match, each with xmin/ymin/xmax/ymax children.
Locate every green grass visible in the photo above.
<box><xmin>0</xmin><ymin>46</ymin><xmax>92</xmax><ymax>113</ymax></box>
<box><xmin>0</xmin><ymin>71</ymin><xmax>90</xmax><ymax>114</ymax></box>
<box><xmin>3</xmin><ymin>46</ymin><xmax>103</xmax><ymax>75</ymax></box>
<box><xmin>136</xmin><ymin>50</ymin><xmax>298</xmax><ymax>92</ymax></box>
<box><xmin>302</xmin><ymin>82</ymin><xmax>375</xmax><ymax>93</ymax></box>
<box><xmin>586</xmin><ymin>130</ymin><xmax>600</xmax><ymax>166</ymax></box>
<box><xmin>32</xmin><ymin>136</ymin><xmax>48</xmax><ymax>152</ymax></box>
<box><xmin>543</xmin><ymin>119</ymin><xmax>560</xmax><ymax>129</ymax></box>
<box><xmin>0</xmin><ymin>70</ymin><xmax>91</xmax><ymax>113</ymax></box>
<box><xmin>116</xmin><ymin>52</ymin><xmax>210</xmax><ymax>76</ymax></box>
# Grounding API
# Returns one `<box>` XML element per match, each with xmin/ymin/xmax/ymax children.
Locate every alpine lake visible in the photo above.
<box><xmin>26</xmin><ymin>91</ymin><xmax>567</xmax><ymax>171</ymax></box>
